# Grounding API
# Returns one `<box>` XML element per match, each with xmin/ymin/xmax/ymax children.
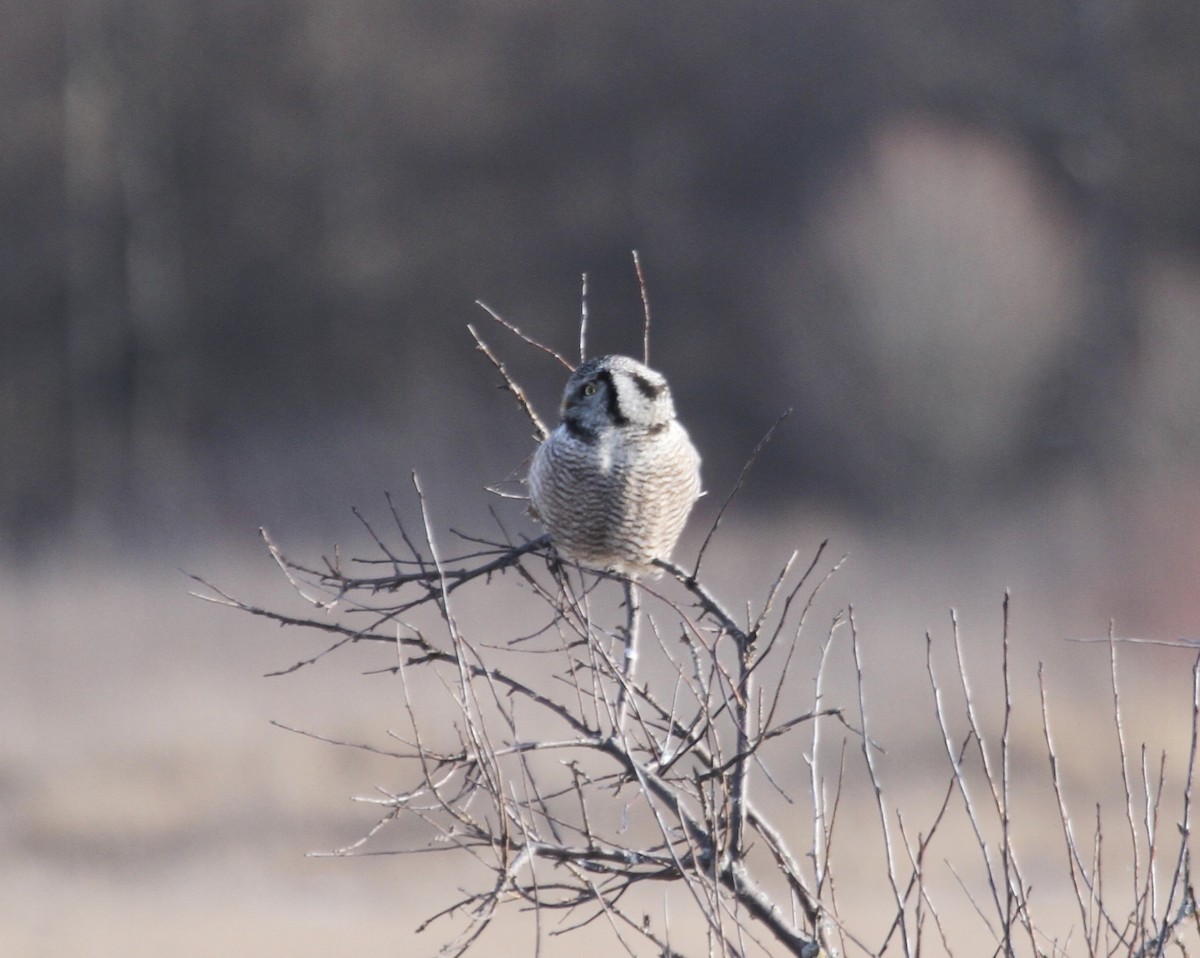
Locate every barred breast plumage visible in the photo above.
<box><xmin>528</xmin><ymin>355</ymin><xmax>702</xmax><ymax>576</ymax></box>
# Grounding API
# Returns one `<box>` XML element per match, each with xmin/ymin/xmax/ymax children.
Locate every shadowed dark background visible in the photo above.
<box><xmin>7</xmin><ymin>0</ymin><xmax>1199</xmax><ymax>557</ymax></box>
<box><xmin>4</xmin><ymin>2</ymin><xmax>1200</xmax><ymax>953</ymax></box>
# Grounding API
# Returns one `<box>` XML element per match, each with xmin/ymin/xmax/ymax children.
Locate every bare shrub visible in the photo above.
<box><xmin>194</xmin><ymin>306</ymin><xmax>1199</xmax><ymax>957</ymax></box>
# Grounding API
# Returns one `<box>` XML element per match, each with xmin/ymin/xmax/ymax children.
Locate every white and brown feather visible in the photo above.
<box><xmin>529</xmin><ymin>355</ymin><xmax>702</xmax><ymax>575</ymax></box>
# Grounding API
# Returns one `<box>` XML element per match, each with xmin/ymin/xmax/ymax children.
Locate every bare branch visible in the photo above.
<box><xmin>474</xmin><ymin>299</ymin><xmax>574</xmax><ymax>371</ymax></box>
<box><xmin>579</xmin><ymin>271</ymin><xmax>588</xmax><ymax>364</ymax></box>
<box><xmin>691</xmin><ymin>409</ymin><xmax>791</xmax><ymax>579</ymax></box>
<box><xmin>468</xmin><ymin>321</ymin><xmax>549</xmax><ymax>441</ymax></box>
<box><xmin>632</xmin><ymin>249</ymin><xmax>650</xmax><ymax>366</ymax></box>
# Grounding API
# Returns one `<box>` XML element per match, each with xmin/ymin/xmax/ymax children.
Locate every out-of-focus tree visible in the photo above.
<box><xmin>4</xmin><ymin>1</ymin><xmax>1198</xmax><ymax>551</ymax></box>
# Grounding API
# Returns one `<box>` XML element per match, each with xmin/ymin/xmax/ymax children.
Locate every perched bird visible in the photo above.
<box><xmin>528</xmin><ymin>354</ymin><xmax>702</xmax><ymax>576</ymax></box>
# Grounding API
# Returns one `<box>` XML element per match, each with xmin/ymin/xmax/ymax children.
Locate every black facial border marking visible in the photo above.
<box><xmin>564</xmin><ymin>417</ymin><xmax>599</xmax><ymax>443</ymax></box>
<box><xmin>596</xmin><ymin>370</ymin><xmax>629</xmax><ymax>427</ymax></box>
<box><xmin>631</xmin><ymin>373</ymin><xmax>664</xmax><ymax>400</ymax></box>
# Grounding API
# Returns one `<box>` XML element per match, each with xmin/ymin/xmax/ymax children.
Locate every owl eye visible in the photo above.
<box><xmin>582</xmin><ymin>382</ymin><xmax>598</xmax><ymax>397</ymax></box>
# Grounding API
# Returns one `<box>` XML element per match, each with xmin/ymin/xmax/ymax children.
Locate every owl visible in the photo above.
<box><xmin>528</xmin><ymin>354</ymin><xmax>702</xmax><ymax>576</ymax></box>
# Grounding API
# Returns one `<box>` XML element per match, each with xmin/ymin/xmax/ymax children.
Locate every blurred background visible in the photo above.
<box><xmin>4</xmin><ymin>1</ymin><xmax>1200</xmax><ymax>954</ymax></box>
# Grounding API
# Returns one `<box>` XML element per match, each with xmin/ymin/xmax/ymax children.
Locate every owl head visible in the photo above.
<box><xmin>559</xmin><ymin>355</ymin><xmax>677</xmax><ymax>437</ymax></box>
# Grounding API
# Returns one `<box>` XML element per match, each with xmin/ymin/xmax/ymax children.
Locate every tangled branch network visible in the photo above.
<box><xmin>191</xmin><ymin>290</ymin><xmax>854</xmax><ymax>956</ymax></box>
<box><xmin>191</xmin><ymin>287</ymin><xmax>1200</xmax><ymax>957</ymax></box>
<box><xmin>194</xmin><ymin>460</ymin><xmax>847</xmax><ymax>958</ymax></box>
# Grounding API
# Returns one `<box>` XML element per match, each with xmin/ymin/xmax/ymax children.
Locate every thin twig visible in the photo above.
<box><xmin>475</xmin><ymin>299</ymin><xmax>574</xmax><ymax>370</ymax></box>
<box><xmin>579</xmin><ymin>271</ymin><xmax>588</xmax><ymax>363</ymax></box>
<box><xmin>1147</xmin><ymin>652</ymin><xmax>1200</xmax><ymax>957</ymax></box>
<box><xmin>632</xmin><ymin>249</ymin><xmax>650</xmax><ymax>365</ymax></box>
<box><xmin>692</xmin><ymin>409</ymin><xmax>791</xmax><ymax>579</ymax></box>
<box><xmin>850</xmin><ymin>606</ymin><xmax>911</xmax><ymax>958</ymax></box>
<box><xmin>468</xmin><ymin>322</ymin><xmax>549</xmax><ymax>441</ymax></box>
